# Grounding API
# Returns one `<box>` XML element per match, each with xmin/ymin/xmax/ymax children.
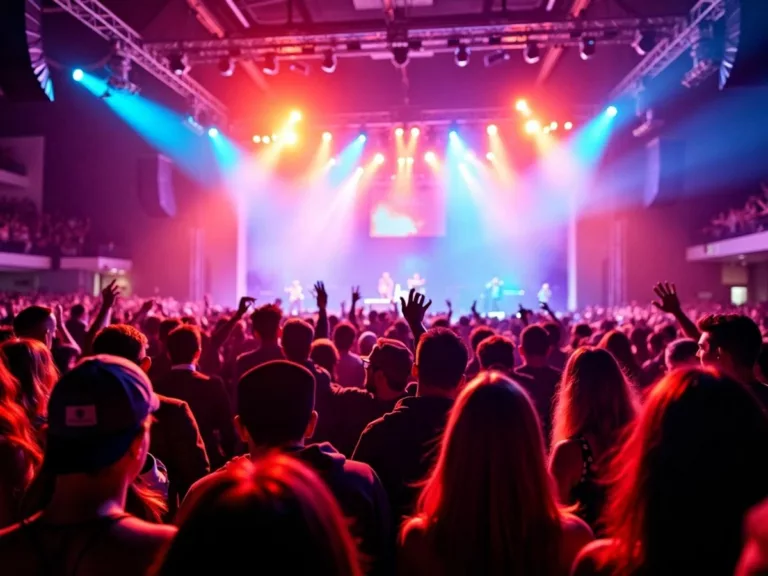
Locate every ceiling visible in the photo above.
<box><xmin>46</xmin><ymin>0</ymin><xmax>699</xmax><ymax>121</ymax></box>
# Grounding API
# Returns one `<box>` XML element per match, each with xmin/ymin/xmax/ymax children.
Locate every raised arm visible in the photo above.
<box><xmin>54</xmin><ymin>304</ymin><xmax>81</xmax><ymax>356</ymax></box>
<box><xmin>348</xmin><ymin>286</ymin><xmax>361</xmax><ymax>331</ymax></box>
<box><xmin>313</xmin><ymin>282</ymin><xmax>329</xmax><ymax>340</ymax></box>
<box><xmin>540</xmin><ymin>301</ymin><xmax>562</xmax><ymax>328</ymax></box>
<box><xmin>83</xmin><ymin>280</ymin><xmax>120</xmax><ymax>356</ymax></box>
<box><xmin>401</xmin><ymin>288</ymin><xmax>431</xmax><ymax>349</ymax></box>
<box><xmin>651</xmin><ymin>282</ymin><xmax>700</xmax><ymax>340</ymax></box>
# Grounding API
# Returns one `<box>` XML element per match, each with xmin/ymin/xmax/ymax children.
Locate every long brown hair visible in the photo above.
<box><xmin>551</xmin><ymin>347</ymin><xmax>638</xmax><ymax>452</ymax></box>
<box><xmin>411</xmin><ymin>371</ymin><xmax>563</xmax><ymax>576</ymax></box>
<box><xmin>603</xmin><ymin>368</ymin><xmax>768</xmax><ymax>575</ymax></box>
<box><xmin>155</xmin><ymin>454</ymin><xmax>362</xmax><ymax>576</ymax></box>
<box><xmin>0</xmin><ymin>339</ymin><xmax>59</xmax><ymax>425</ymax></box>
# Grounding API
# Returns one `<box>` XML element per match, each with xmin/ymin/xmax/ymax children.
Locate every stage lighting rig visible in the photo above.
<box><xmin>632</xmin><ymin>30</ymin><xmax>657</xmax><ymax>56</ymax></box>
<box><xmin>455</xmin><ymin>45</ymin><xmax>470</xmax><ymax>67</ymax></box>
<box><xmin>580</xmin><ymin>37</ymin><xmax>596</xmax><ymax>60</ymax></box>
<box><xmin>391</xmin><ymin>45</ymin><xmax>410</xmax><ymax>68</ymax></box>
<box><xmin>523</xmin><ymin>42</ymin><xmax>540</xmax><ymax>64</ymax></box>
<box><xmin>218</xmin><ymin>56</ymin><xmax>235</xmax><ymax>77</ymax></box>
<box><xmin>484</xmin><ymin>50</ymin><xmax>510</xmax><ymax>67</ymax></box>
<box><xmin>106</xmin><ymin>40</ymin><xmax>140</xmax><ymax>95</ymax></box>
<box><xmin>289</xmin><ymin>61</ymin><xmax>310</xmax><ymax>76</ymax></box>
<box><xmin>168</xmin><ymin>52</ymin><xmax>190</xmax><ymax>76</ymax></box>
<box><xmin>262</xmin><ymin>53</ymin><xmax>279</xmax><ymax>75</ymax></box>
<box><xmin>321</xmin><ymin>50</ymin><xmax>337</xmax><ymax>73</ymax></box>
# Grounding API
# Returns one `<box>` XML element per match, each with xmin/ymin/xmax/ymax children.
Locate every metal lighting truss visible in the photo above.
<box><xmin>51</xmin><ymin>0</ymin><xmax>228</xmax><ymax>121</ymax></box>
<box><xmin>144</xmin><ymin>15</ymin><xmax>685</xmax><ymax>64</ymax></box>
<box><xmin>609</xmin><ymin>0</ymin><xmax>725</xmax><ymax>99</ymax></box>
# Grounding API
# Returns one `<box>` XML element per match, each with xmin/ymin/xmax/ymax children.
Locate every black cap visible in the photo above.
<box><xmin>46</xmin><ymin>355</ymin><xmax>159</xmax><ymax>474</ymax></box>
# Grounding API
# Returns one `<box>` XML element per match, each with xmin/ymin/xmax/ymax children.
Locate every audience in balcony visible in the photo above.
<box><xmin>703</xmin><ymin>181</ymin><xmax>768</xmax><ymax>240</ymax></box>
<box><xmin>0</xmin><ymin>197</ymin><xmax>92</xmax><ymax>256</ymax></box>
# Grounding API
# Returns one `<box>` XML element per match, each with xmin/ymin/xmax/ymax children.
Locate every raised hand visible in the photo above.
<box><xmin>401</xmin><ymin>288</ymin><xmax>432</xmax><ymax>327</ymax></box>
<box><xmin>101</xmin><ymin>279</ymin><xmax>120</xmax><ymax>310</ymax></box>
<box><xmin>53</xmin><ymin>303</ymin><xmax>65</xmax><ymax>326</ymax></box>
<box><xmin>139</xmin><ymin>299</ymin><xmax>156</xmax><ymax>315</ymax></box>
<box><xmin>471</xmin><ymin>300</ymin><xmax>479</xmax><ymax>316</ymax></box>
<box><xmin>237</xmin><ymin>296</ymin><xmax>256</xmax><ymax>317</ymax></box>
<box><xmin>540</xmin><ymin>301</ymin><xmax>552</xmax><ymax>313</ymax></box>
<box><xmin>313</xmin><ymin>282</ymin><xmax>328</xmax><ymax>310</ymax></box>
<box><xmin>652</xmin><ymin>282</ymin><xmax>682</xmax><ymax>314</ymax></box>
<box><xmin>446</xmin><ymin>299</ymin><xmax>452</xmax><ymax>312</ymax></box>
<box><xmin>351</xmin><ymin>286</ymin><xmax>361</xmax><ymax>307</ymax></box>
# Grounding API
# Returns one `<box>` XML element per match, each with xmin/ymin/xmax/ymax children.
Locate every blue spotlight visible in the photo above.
<box><xmin>72</xmin><ymin>68</ymin><xmax>84</xmax><ymax>82</ymax></box>
<box><xmin>357</xmin><ymin>133</ymin><xmax>367</xmax><ymax>143</ymax></box>
<box><xmin>449</xmin><ymin>130</ymin><xmax>458</xmax><ymax>140</ymax></box>
<box><xmin>207</xmin><ymin>127</ymin><xmax>219</xmax><ymax>138</ymax></box>
<box><xmin>606</xmin><ymin>105</ymin><xmax>618</xmax><ymax>118</ymax></box>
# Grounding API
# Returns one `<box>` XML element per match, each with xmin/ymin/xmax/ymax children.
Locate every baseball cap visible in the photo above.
<box><xmin>46</xmin><ymin>355</ymin><xmax>160</xmax><ymax>474</ymax></box>
<box><xmin>363</xmin><ymin>338</ymin><xmax>414</xmax><ymax>390</ymax></box>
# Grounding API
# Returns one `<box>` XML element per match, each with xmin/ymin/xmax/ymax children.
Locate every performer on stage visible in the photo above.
<box><xmin>538</xmin><ymin>282</ymin><xmax>552</xmax><ymax>305</ymax></box>
<box><xmin>407</xmin><ymin>272</ymin><xmax>426</xmax><ymax>294</ymax></box>
<box><xmin>285</xmin><ymin>280</ymin><xmax>305</xmax><ymax>315</ymax></box>
<box><xmin>486</xmin><ymin>277</ymin><xmax>504</xmax><ymax>311</ymax></box>
<box><xmin>378</xmin><ymin>272</ymin><xmax>394</xmax><ymax>301</ymax></box>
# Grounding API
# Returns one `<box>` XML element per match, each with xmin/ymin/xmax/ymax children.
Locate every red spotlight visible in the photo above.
<box><xmin>515</xmin><ymin>99</ymin><xmax>531</xmax><ymax>116</ymax></box>
<box><xmin>524</xmin><ymin>119</ymin><xmax>541</xmax><ymax>134</ymax></box>
<box><xmin>252</xmin><ymin>135</ymin><xmax>261</xmax><ymax>143</ymax></box>
<box><xmin>564</xmin><ymin>121</ymin><xmax>573</xmax><ymax>131</ymax></box>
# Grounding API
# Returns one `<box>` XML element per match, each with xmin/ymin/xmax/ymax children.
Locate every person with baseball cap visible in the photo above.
<box><xmin>0</xmin><ymin>355</ymin><xmax>176</xmax><ymax>575</ymax></box>
<box><xmin>183</xmin><ymin>359</ymin><xmax>390</xmax><ymax>574</ymax></box>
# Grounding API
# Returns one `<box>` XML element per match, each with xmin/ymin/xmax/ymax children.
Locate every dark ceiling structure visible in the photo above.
<box><xmin>42</xmin><ymin>0</ymin><xmax>729</xmax><ymax>128</ymax></box>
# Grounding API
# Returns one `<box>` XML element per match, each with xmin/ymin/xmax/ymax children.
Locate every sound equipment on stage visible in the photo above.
<box><xmin>137</xmin><ymin>154</ymin><xmax>177</xmax><ymax>218</ymax></box>
<box><xmin>0</xmin><ymin>0</ymin><xmax>54</xmax><ymax>102</ymax></box>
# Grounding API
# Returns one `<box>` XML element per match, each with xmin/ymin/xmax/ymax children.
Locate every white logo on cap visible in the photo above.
<box><xmin>65</xmin><ymin>405</ymin><xmax>98</xmax><ymax>427</ymax></box>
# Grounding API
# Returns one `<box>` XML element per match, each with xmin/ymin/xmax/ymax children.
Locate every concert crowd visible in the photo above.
<box><xmin>0</xmin><ymin>280</ymin><xmax>767</xmax><ymax>575</ymax></box>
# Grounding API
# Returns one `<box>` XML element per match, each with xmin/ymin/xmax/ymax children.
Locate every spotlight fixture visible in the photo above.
<box><xmin>564</xmin><ymin>121</ymin><xmax>573</xmax><ymax>130</ymax></box>
<box><xmin>391</xmin><ymin>45</ymin><xmax>410</xmax><ymax>68</ymax></box>
<box><xmin>358</xmin><ymin>132</ymin><xmax>367</xmax><ymax>143</ymax></box>
<box><xmin>580</xmin><ymin>37</ymin><xmax>596</xmax><ymax>61</ymax></box>
<box><xmin>218</xmin><ymin>56</ymin><xmax>235</xmax><ymax>77</ymax></box>
<box><xmin>486</xmin><ymin>124</ymin><xmax>498</xmax><ymax>136</ymax></box>
<box><xmin>410</xmin><ymin>127</ymin><xmax>420</xmax><ymax>138</ymax></box>
<box><xmin>321</xmin><ymin>50</ymin><xmax>337</xmax><ymax>73</ymax></box>
<box><xmin>486</xmin><ymin>152</ymin><xmax>495</xmax><ymax>161</ymax></box>
<box><xmin>606</xmin><ymin>105</ymin><xmax>618</xmax><ymax>118</ymax></box>
<box><xmin>397</xmin><ymin>157</ymin><xmax>406</xmax><ymax>167</ymax></box>
<box><xmin>322</xmin><ymin>131</ymin><xmax>332</xmax><ymax>142</ymax></box>
<box><xmin>515</xmin><ymin>99</ymin><xmax>531</xmax><ymax>115</ymax></box>
<box><xmin>484</xmin><ymin>50</ymin><xmax>510</xmax><ymax>68</ymax></box>
<box><xmin>633</xmin><ymin>30</ymin><xmax>657</xmax><ymax>56</ymax></box>
<box><xmin>289</xmin><ymin>110</ymin><xmax>302</xmax><ymax>123</ymax></box>
<box><xmin>168</xmin><ymin>52</ymin><xmax>190</xmax><ymax>76</ymax></box>
<box><xmin>550</xmin><ymin>121</ymin><xmax>558</xmax><ymax>130</ymax></box>
<box><xmin>395</xmin><ymin>127</ymin><xmax>404</xmax><ymax>137</ymax></box>
<box><xmin>262</xmin><ymin>53</ymin><xmax>279</xmax><ymax>75</ymax></box>
<box><xmin>207</xmin><ymin>127</ymin><xmax>219</xmax><ymax>138</ymax></box>
<box><xmin>252</xmin><ymin>135</ymin><xmax>261</xmax><ymax>143</ymax></box>
<box><xmin>455</xmin><ymin>45</ymin><xmax>470</xmax><ymax>68</ymax></box>
<box><xmin>283</xmin><ymin>132</ymin><xmax>298</xmax><ymax>145</ymax></box>
<box><xmin>263</xmin><ymin>135</ymin><xmax>272</xmax><ymax>144</ymax></box>
<box><xmin>72</xmin><ymin>68</ymin><xmax>84</xmax><ymax>82</ymax></box>
<box><xmin>424</xmin><ymin>151</ymin><xmax>437</xmax><ymax>163</ymax></box>
<box><xmin>406</xmin><ymin>157</ymin><xmax>414</xmax><ymax>165</ymax></box>
<box><xmin>523</xmin><ymin>42</ymin><xmax>540</xmax><ymax>64</ymax></box>
<box><xmin>374</xmin><ymin>153</ymin><xmax>385</xmax><ymax>165</ymax></box>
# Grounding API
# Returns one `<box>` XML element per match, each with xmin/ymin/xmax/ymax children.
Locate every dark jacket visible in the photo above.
<box><xmin>234</xmin><ymin>343</ymin><xmax>285</xmax><ymax>381</ymax></box>
<box><xmin>150</xmin><ymin>395</ymin><xmax>210</xmax><ymax>512</ymax></box>
<box><xmin>352</xmin><ymin>395</ymin><xmax>454</xmax><ymax>522</ymax></box>
<box><xmin>514</xmin><ymin>364</ymin><xmax>562</xmax><ymax>444</ymax></box>
<box><xmin>155</xmin><ymin>369</ymin><xmax>237</xmax><ymax>470</ymax></box>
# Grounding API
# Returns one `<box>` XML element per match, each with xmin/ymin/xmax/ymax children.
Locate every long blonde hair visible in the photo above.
<box><xmin>551</xmin><ymin>347</ymin><xmax>637</xmax><ymax>452</ymax></box>
<box><xmin>410</xmin><ymin>371</ymin><xmax>563</xmax><ymax>576</ymax></box>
